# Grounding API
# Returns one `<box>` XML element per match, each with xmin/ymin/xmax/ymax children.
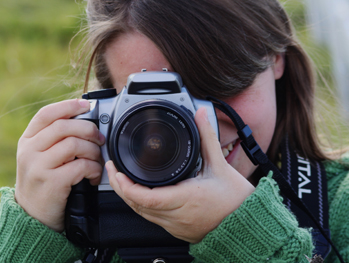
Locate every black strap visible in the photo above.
<box><xmin>281</xmin><ymin>137</ymin><xmax>331</xmax><ymax>258</ymax></box>
<box><xmin>82</xmin><ymin>248</ymin><xmax>117</xmax><ymax>263</ymax></box>
<box><xmin>117</xmin><ymin>246</ymin><xmax>193</xmax><ymax>263</ymax></box>
<box><xmin>82</xmin><ymin>249</ymin><xmax>98</xmax><ymax>263</ymax></box>
<box><xmin>207</xmin><ymin>96</ymin><xmax>344</xmax><ymax>263</ymax></box>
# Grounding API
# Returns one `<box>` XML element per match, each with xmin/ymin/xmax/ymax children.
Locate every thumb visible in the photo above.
<box><xmin>195</xmin><ymin>107</ymin><xmax>224</xmax><ymax>167</ymax></box>
<box><xmin>105</xmin><ymin>160</ymin><xmax>138</xmax><ymax>197</ymax></box>
<box><xmin>105</xmin><ymin>160</ymin><xmax>123</xmax><ymax>194</ymax></box>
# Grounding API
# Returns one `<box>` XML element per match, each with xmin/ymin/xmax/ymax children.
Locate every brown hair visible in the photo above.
<box><xmin>80</xmin><ymin>0</ymin><xmax>328</xmax><ymax>163</ymax></box>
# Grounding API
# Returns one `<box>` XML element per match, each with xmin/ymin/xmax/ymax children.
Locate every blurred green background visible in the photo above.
<box><xmin>0</xmin><ymin>0</ymin><xmax>84</xmax><ymax>187</ymax></box>
<box><xmin>0</xmin><ymin>0</ymin><xmax>347</xmax><ymax>188</ymax></box>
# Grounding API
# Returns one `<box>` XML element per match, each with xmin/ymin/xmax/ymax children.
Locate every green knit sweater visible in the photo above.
<box><xmin>1</xmin><ymin>157</ymin><xmax>349</xmax><ymax>263</ymax></box>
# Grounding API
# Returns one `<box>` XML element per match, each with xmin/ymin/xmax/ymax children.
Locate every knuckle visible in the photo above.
<box><xmin>93</xmin><ymin>143</ymin><xmax>101</xmax><ymax>155</ymax></box>
<box><xmin>63</xmin><ymin>137</ymin><xmax>79</xmax><ymax>153</ymax></box>
<box><xmin>77</xmin><ymin>158</ymin><xmax>101</xmax><ymax>174</ymax></box>
<box><xmin>121</xmin><ymin>188</ymin><xmax>157</xmax><ymax>209</ymax></box>
<box><xmin>31</xmin><ymin>171</ymin><xmax>46</xmax><ymax>184</ymax></box>
<box><xmin>209</xmin><ymin>129</ymin><xmax>219</xmax><ymax>139</ymax></box>
<box><xmin>22</xmin><ymin>165</ymin><xmax>45</xmax><ymax>183</ymax></box>
<box><xmin>91</xmin><ymin>147</ymin><xmax>102</xmax><ymax>161</ymax></box>
<box><xmin>34</xmin><ymin>106</ymin><xmax>51</xmax><ymax>125</ymax></box>
<box><xmin>76</xmin><ymin>158</ymin><xmax>89</xmax><ymax>171</ymax></box>
<box><xmin>83</xmin><ymin>122</ymin><xmax>99</xmax><ymax>140</ymax></box>
<box><xmin>16</xmin><ymin>146</ymin><xmax>37</xmax><ymax>171</ymax></box>
<box><xmin>52</xmin><ymin>119</ymin><xmax>69</xmax><ymax>135</ymax></box>
<box><xmin>141</xmin><ymin>196</ymin><xmax>161</xmax><ymax>209</ymax></box>
<box><xmin>178</xmin><ymin>216</ymin><xmax>194</xmax><ymax>227</ymax></box>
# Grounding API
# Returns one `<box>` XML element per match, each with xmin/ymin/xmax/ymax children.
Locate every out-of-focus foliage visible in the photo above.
<box><xmin>0</xmin><ymin>0</ymin><xmax>84</xmax><ymax>187</ymax></box>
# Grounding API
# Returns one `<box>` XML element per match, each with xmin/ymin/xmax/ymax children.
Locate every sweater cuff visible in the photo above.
<box><xmin>0</xmin><ymin>187</ymin><xmax>84</xmax><ymax>262</ymax></box>
<box><xmin>189</xmin><ymin>176</ymin><xmax>313</xmax><ymax>263</ymax></box>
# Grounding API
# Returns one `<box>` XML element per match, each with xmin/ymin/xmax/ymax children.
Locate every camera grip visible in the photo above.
<box><xmin>98</xmin><ymin>191</ymin><xmax>187</xmax><ymax>248</ymax></box>
<box><xmin>65</xmin><ymin>179</ymin><xmax>99</xmax><ymax>247</ymax></box>
<box><xmin>65</xmin><ymin>179</ymin><xmax>188</xmax><ymax>248</ymax></box>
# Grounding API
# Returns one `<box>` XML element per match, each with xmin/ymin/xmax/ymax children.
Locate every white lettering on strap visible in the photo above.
<box><xmin>297</xmin><ymin>156</ymin><xmax>312</xmax><ymax>198</ymax></box>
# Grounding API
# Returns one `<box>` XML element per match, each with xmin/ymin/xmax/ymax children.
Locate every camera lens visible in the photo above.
<box><xmin>109</xmin><ymin>100</ymin><xmax>200</xmax><ymax>187</ymax></box>
<box><xmin>131</xmin><ymin>121</ymin><xmax>179</xmax><ymax>170</ymax></box>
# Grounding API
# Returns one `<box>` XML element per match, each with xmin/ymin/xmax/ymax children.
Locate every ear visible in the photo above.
<box><xmin>272</xmin><ymin>53</ymin><xmax>285</xmax><ymax>80</ymax></box>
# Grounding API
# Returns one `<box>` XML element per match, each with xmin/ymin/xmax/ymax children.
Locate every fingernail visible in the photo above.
<box><xmin>78</xmin><ymin>99</ymin><xmax>90</xmax><ymax>108</ymax></box>
<box><xmin>105</xmin><ymin>160</ymin><xmax>113</xmax><ymax>171</ymax></box>
<box><xmin>115</xmin><ymin>172</ymin><xmax>122</xmax><ymax>184</ymax></box>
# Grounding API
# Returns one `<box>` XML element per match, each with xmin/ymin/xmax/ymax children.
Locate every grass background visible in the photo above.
<box><xmin>0</xmin><ymin>0</ymin><xmax>84</xmax><ymax>187</ymax></box>
<box><xmin>0</xmin><ymin>0</ymin><xmax>347</xmax><ymax>187</ymax></box>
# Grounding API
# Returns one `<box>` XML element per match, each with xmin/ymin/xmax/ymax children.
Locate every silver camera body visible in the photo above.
<box><xmin>76</xmin><ymin>71</ymin><xmax>219</xmax><ymax>189</ymax></box>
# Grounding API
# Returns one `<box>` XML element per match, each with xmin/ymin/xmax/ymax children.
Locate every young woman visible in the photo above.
<box><xmin>1</xmin><ymin>0</ymin><xmax>348</xmax><ymax>262</ymax></box>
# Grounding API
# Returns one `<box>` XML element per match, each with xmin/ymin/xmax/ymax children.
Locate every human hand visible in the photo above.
<box><xmin>15</xmin><ymin>99</ymin><xmax>105</xmax><ymax>232</ymax></box>
<box><xmin>106</xmin><ymin>107</ymin><xmax>255</xmax><ymax>243</ymax></box>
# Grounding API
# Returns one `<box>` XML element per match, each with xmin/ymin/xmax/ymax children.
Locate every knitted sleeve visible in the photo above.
<box><xmin>324</xmin><ymin>157</ymin><xmax>349</xmax><ymax>263</ymax></box>
<box><xmin>189</xmin><ymin>174</ymin><xmax>314</xmax><ymax>263</ymax></box>
<box><xmin>0</xmin><ymin>187</ymin><xmax>85</xmax><ymax>262</ymax></box>
<box><xmin>1</xmin><ymin>177</ymin><xmax>316</xmax><ymax>263</ymax></box>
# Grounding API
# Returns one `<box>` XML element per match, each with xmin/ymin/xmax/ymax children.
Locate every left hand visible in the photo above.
<box><xmin>106</xmin><ymin>107</ymin><xmax>255</xmax><ymax>243</ymax></box>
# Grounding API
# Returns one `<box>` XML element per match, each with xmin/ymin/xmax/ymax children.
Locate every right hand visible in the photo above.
<box><xmin>106</xmin><ymin>108</ymin><xmax>255</xmax><ymax>243</ymax></box>
<box><xmin>15</xmin><ymin>99</ymin><xmax>105</xmax><ymax>232</ymax></box>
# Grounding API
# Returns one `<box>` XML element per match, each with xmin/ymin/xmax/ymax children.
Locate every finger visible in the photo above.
<box><xmin>106</xmin><ymin>161</ymin><xmax>187</xmax><ymax>211</ymax></box>
<box><xmin>33</xmin><ymin>119</ymin><xmax>104</xmax><ymax>152</ymax></box>
<box><xmin>23</xmin><ymin>99</ymin><xmax>91</xmax><ymax>138</ymax></box>
<box><xmin>105</xmin><ymin>160</ymin><xmax>123</xmax><ymax>194</ymax></box>
<box><xmin>106</xmin><ymin>166</ymin><xmax>198</xmax><ymax>243</ymax></box>
<box><xmin>54</xmin><ymin>158</ymin><xmax>103</xmax><ymax>187</ymax></box>
<box><xmin>42</xmin><ymin>137</ymin><xmax>102</xmax><ymax>168</ymax></box>
<box><xmin>195</xmin><ymin>107</ymin><xmax>225</xmax><ymax>167</ymax></box>
<box><xmin>106</xmin><ymin>161</ymin><xmax>137</xmax><ymax>203</ymax></box>
<box><xmin>105</xmin><ymin>162</ymin><xmax>148</xmax><ymax>214</ymax></box>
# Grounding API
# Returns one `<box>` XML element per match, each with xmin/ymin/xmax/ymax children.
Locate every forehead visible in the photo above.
<box><xmin>104</xmin><ymin>31</ymin><xmax>173</xmax><ymax>92</ymax></box>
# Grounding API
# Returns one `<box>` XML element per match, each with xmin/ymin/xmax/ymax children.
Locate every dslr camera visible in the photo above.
<box><xmin>65</xmin><ymin>71</ymin><xmax>219</xmax><ymax>253</ymax></box>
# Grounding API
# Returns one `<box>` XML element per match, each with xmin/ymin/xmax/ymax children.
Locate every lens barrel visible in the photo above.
<box><xmin>109</xmin><ymin>100</ymin><xmax>200</xmax><ymax>187</ymax></box>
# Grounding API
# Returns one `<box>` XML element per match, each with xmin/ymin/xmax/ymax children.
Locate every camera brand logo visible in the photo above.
<box><xmin>297</xmin><ymin>155</ymin><xmax>311</xmax><ymax>199</ymax></box>
<box><xmin>167</xmin><ymin>111</ymin><xmax>186</xmax><ymax>129</ymax></box>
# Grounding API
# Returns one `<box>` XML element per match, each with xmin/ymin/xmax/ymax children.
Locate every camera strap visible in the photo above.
<box><xmin>280</xmin><ymin>136</ymin><xmax>331</xmax><ymax>258</ymax></box>
<box><xmin>207</xmin><ymin>96</ymin><xmax>344</xmax><ymax>263</ymax></box>
<box><xmin>82</xmin><ymin>248</ymin><xmax>117</xmax><ymax>263</ymax></box>
<box><xmin>83</xmin><ymin>247</ymin><xmax>193</xmax><ymax>263</ymax></box>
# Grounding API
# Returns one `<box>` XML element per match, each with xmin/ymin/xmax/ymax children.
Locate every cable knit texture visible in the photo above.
<box><xmin>1</xmin><ymin>157</ymin><xmax>349</xmax><ymax>263</ymax></box>
<box><xmin>323</xmin><ymin>156</ymin><xmax>349</xmax><ymax>263</ymax></box>
<box><xmin>190</xmin><ymin>174</ymin><xmax>313</xmax><ymax>263</ymax></box>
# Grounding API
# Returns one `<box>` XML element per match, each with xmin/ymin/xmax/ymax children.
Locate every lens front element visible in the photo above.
<box><xmin>109</xmin><ymin>100</ymin><xmax>200</xmax><ymax>187</ymax></box>
<box><xmin>131</xmin><ymin>120</ymin><xmax>180</xmax><ymax>170</ymax></box>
